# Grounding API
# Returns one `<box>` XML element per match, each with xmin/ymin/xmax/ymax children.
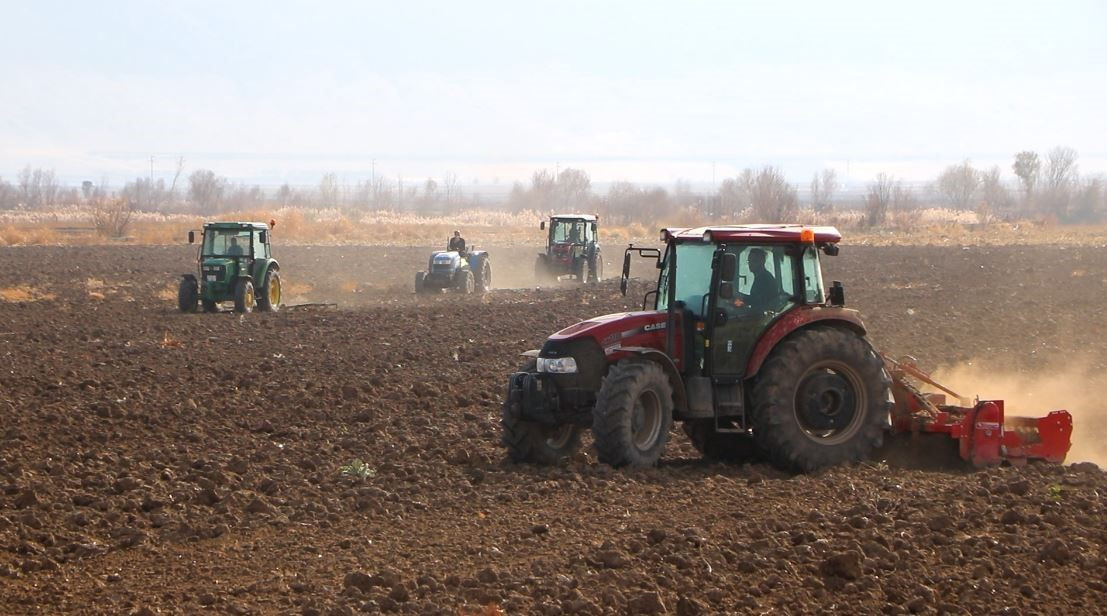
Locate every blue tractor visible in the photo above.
<box><xmin>415</xmin><ymin>243</ymin><xmax>491</xmax><ymax>295</ymax></box>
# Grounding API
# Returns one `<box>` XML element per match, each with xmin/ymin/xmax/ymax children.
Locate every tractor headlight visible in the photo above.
<box><xmin>536</xmin><ymin>357</ymin><xmax>578</xmax><ymax>374</ymax></box>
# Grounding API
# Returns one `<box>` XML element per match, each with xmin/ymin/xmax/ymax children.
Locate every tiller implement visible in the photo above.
<box><xmin>884</xmin><ymin>355</ymin><xmax>1072</xmax><ymax>467</ymax></box>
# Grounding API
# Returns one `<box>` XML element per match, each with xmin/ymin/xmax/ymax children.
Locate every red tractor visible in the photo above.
<box><xmin>534</xmin><ymin>214</ymin><xmax>602</xmax><ymax>283</ymax></box>
<box><xmin>502</xmin><ymin>224</ymin><xmax>1071</xmax><ymax>471</ymax></box>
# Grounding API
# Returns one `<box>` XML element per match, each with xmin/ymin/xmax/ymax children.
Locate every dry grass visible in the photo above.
<box><xmin>0</xmin><ymin>285</ymin><xmax>56</xmax><ymax>302</ymax></box>
<box><xmin>1</xmin><ymin>206</ymin><xmax>1106</xmax><ymax>247</ymax></box>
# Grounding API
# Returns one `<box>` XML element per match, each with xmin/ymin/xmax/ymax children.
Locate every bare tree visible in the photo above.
<box><xmin>556</xmin><ymin>168</ymin><xmax>592</xmax><ymax>210</ymax></box>
<box><xmin>318</xmin><ymin>173</ymin><xmax>340</xmax><ymax>208</ymax></box>
<box><xmin>0</xmin><ymin>176</ymin><xmax>17</xmax><ymax>209</ymax></box>
<box><xmin>188</xmin><ymin>169</ymin><xmax>226</xmax><ymax>213</ymax></box>
<box><xmin>809</xmin><ymin>168</ymin><xmax>838</xmax><ymax>211</ymax></box>
<box><xmin>1012</xmin><ymin>151</ymin><xmax>1040</xmax><ymax>204</ymax></box>
<box><xmin>91</xmin><ymin>197</ymin><xmax>135</xmax><ymax>237</ymax></box>
<box><xmin>442</xmin><ymin>172</ymin><xmax>458</xmax><ymax>208</ymax></box>
<box><xmin>16</xmin><ymin>166</ymin><xmax>60</xmax><ymax>209</ymax></box>
<box><xmin>1069</xmin><ymin>178</ymin><xmax>1106</xmax><ymax>223</ymax></box>
<box><xmin>865</xmin><ymin>173</ymin><xmax>896</xmax><ymax>227</ymax></box>
<box><xmin>935</xmin><ymin>160</ymin><xmax>980</xmax><ymax>210</ymax></box>
<box><xmin>978</xmin><ymin>166</ymin><xmax>1013</xmax><ymax>219</ymax></box>
<box><xmin>717</xmin><ymin>169</ymin><xmax>754</xmax><ymax>219</ymax></box>
<box><xmin>1038</xmin><ymin>146</ymin><xmax>1079</xmax><ymax>218</ymax></box>
<box><xmin>748</xmin><ymin>166</ymin><xmax>798</xmax><ymax>221</ymax></box>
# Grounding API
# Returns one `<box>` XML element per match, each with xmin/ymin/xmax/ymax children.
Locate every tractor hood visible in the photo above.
<box><xmin>429</xmin><ymin>251</ymin><xmax>463</xmax><ymax>269</ymax></box>
<box><xmin>548</xmin><ymin>310</ymin><xmax>669</xmax><ymax>350</ymax></box>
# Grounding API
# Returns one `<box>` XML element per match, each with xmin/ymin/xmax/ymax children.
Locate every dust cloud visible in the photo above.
<box><xmin>930</xmin><ymin>359</ymin><xmax>1107</xmax><ymax>466</ymax></box>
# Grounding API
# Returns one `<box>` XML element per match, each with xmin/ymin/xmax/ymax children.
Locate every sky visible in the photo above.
<box><xmin>1</xmin><ymin>0</ymin><xmax>1105</xmax><ymax>189</ymax></box>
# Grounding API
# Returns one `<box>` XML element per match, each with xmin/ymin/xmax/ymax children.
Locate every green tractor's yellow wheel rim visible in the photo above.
<box><xmin>246</xmin><ymin>285</ymin><xmax>255</xmax><ymax>307</ymax></box>
<box><xmin>269</xmin><ymin>276</ymin><xmax>281</xmax><ymax>306</ymax></box>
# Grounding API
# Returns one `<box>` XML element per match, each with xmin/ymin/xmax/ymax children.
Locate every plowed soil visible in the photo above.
<box><xmin>2</xmin><ymin>243</ymin><xmax>1107</xmax><ymax>615</ymax></box>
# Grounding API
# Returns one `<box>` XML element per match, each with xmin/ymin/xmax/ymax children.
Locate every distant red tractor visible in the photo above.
<box><xmin>502</xmin><ymin>225</ymin><xmax>1071</xmax><ymax>471</ymax></box>
<box><xmin>534</xmin><ymin>214</ymin><xmax>602</xmax><ymax>283</ymax></box>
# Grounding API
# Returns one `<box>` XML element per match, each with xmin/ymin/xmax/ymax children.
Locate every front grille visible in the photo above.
<box><xmin>202</xmin><ymin>264</ymin><xmax>227</xmax><ymax>279</ymax></box>
<box><xmin>431</xmin><ymin>264</ymin><xmax>454</xmax><ymax>273</ymax></box>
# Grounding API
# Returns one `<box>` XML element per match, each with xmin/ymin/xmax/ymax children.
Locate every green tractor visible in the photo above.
<box><xmin>178</xmin><ymin>221</ymin><xmax>282</xmax><ymax>313</ymax></box>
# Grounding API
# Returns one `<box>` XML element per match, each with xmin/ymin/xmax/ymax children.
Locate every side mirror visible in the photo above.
<box><xmin>188</xmin><ymin>230</ymin><xmax>195</xmax><ymax>244</ymax></box>
<box><xmin>718</xmin><ymin>281</ymin><xmax>735</xmax><ymax>300</ymax></box>
<box><xmin>540</xmin><ymin>221</ymin><xmax>546</xmax><ymax>230</ymax></box>
<box><xmin>829</xmin><ymin>281</ymin><xmax>845</xmax><ymax>306</ymax></box>
<box><xmin>719</xmin><ymin>253</ymin><xmax>737</xmax><ymax>281</ymax></box>
<box><xmin>259</xmin><ymin>230</ymin><xmax>267</xmax><ymax>244</ymax></box>
<box><xmin>620</xmin><ymin>251</ymin><xmax>632</xmax><ymax>296</ymax></box>
<box><xmin>822</xmin><ymin>243</ymin><xmax>839</xmax><ymax>256</ymax></box>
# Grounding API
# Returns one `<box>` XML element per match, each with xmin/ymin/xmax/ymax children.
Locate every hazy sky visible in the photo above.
<box><xmin>2</xmin><ymin>0</ymin><xmax>1105</xmax><ymax>187</ymax></box>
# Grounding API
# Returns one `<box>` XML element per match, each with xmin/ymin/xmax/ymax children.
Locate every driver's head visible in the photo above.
<box><xmin>748</xmin><ymin>248</ymin><xmax>767</xmax><ymax>270</ymax></box>
<box><xmin>230</xmin><ymin>237</ymin><xmax>238</xmax><ymax>246</ymax></box>
<box><xmin>453</xmin><ymin>230</ymin><xmax>460</xmax><ymax>237</ymax></box>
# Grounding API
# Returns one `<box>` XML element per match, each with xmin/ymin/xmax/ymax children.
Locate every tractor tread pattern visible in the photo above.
<box><xmin>749</xmin><ymin>325</ymin><xmax>890</xmax><ymax>473</ymax></box>
<box><xmin>592</xmin><ymin>360</ymin><xmax>674</xmax><ymax>467</ymax></box>
<box><xmin>500</xmin><ymin>360</ymin><xmax>582</xmax><ymax>464</ymax></box>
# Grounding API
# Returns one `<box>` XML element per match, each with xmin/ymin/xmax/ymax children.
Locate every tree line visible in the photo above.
<box><xmin>1</xmin><ymin>147</ymin><xmax>1103</xmax><ymax>231</ymax></box>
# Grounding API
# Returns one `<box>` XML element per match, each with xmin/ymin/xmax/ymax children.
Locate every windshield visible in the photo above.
<box><xmin>550</xmin><ymin>219</ymin><xmax>590</xmax><ymax>244</ymax></box>
<box><xmin>657</xmin><ymin>242</ymin><xmax>798</xmax><ymax>317</ymax></box>
<box><xmin>203</xmin><ymin>228</ymin><xmax>253</xmax><ymax>257</ymax></box>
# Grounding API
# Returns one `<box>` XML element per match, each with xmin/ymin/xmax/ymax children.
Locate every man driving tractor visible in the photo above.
<box><xmin>448</xmin><ymin>230</ymin><xmax>466</xmax><ymax>254</ymax></box>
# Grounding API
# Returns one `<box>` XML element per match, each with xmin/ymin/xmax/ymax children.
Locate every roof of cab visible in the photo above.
<box><xmin>663</xmin><ymin>224</ymin><xmax>841</xmax><ymax>244</ymax></box>
<box><xmin>550</xmin><ymin>214</ymin><xmax>597</xmax><ymax>221</ymax></box>
<box><xmin>203</xmin><ymin>221</ymin><xmax>270</xmax><ymax>230</ymax></box>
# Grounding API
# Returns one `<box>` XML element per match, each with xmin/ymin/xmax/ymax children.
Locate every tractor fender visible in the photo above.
<box><xmin>744</xmin><ymin>308</ymin><xmax>868</xmax><ymax>378</ymax></box>
<box><xmin>255</xmin><ymin>259</ymin><xmax>279</xmax><ymax>283</ymax></box>
<box><xmin>606</xmin><ymin>345</ymin><xmax>688</xmax><ymax>415</ymax></box>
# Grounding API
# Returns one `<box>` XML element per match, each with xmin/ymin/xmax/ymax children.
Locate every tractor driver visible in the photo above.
<box><xmin>733</xmin><ymin>248</ymin><xmax>778</xmax><ymax>313</ymax></box>
<box><xmin>448</xmin><ymin>230</ymin><xmax>466</xmax><ymax>254</ymax></box>
<box><xmin>227</xmin><ymin>236</ymin><xmax>246</xmax><ymax>256</ymax></box>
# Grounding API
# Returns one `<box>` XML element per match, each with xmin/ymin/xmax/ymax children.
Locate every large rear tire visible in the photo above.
<box><xmin>475</xmin><ymin>259</ymin><xmax>492</xmax><ymax>293</ymax></box>
<box><xmin>177</xmin><ymin>278</ymin><xmax>198</xmax><ymax>313</ymax></box>
<box><xmin>233</xmin><ymin>279</ymin><xmax>255</xmax><ymax>313</ymax></box>
<box><xmin>501</xmin><ymin>360</ymin><xmax>583</xmax><ymax>464</ymax></box>
<box><xmin>593</xmin><ymin>360</ymin><xmax>674</xmax><ymax>467</ymax></box>
<box><xmin>256</xmin><ymin>269</ymin><xmax>281</xmax><ymax>312</ymax></box>
<box><xmin>749</xmin><ymin>326</ymin><xmax>890</xmax><ymax>473</ymax></box>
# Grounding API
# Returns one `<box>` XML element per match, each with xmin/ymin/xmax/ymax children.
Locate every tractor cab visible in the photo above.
<box><xmin>535</xmin><ymin>214</ymin><xmax>602</xmax><ymax>283</ymax></box>
<box><xmin>178</xmin><ymin>221</ymin><xmax>282</xmax><ymax>313</ymax></box>
<box><xmin>642</xmin><ymin>225</ymin><xmax>844</xmax><ymax>381</ymax></box>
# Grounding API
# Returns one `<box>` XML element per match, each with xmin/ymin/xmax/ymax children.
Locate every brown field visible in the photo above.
<box><xmin>2</xmin><ymin>238</ymin><xmax>1107</xmax><ymax>615</ymax></box>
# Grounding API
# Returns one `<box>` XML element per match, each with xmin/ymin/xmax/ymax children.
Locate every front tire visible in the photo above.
<box><xmin>454</xmin><ymin>269</ymin><xmax>475</xmax><ymax>294</ymax></box>
<box><xmin>415</xmin><ymin>271</ymin><xmax>427</xmax><ymax>294</ymax></box>
<box><xmin>749</xmin><ymin>326</ymin><xmax>890</xmax><ymax>473</ymax></box>
<box><xmin>593</xmin><ymin>360</ymin><xmax>674</xmax><ymax>467</ymax></box>
<box><xmin>177</xmin><ymin>278</ymin><xmax>198</xmax><ymax>312</ymax></box>
<box><xmin>501</xmin><ymin>360</ymin><xmax>583</xmax><ymax>464</ymax></box>
<box><xmin>233</xmin><ymin>279</ymin><xmax>255</xmax><ymax>313</ymax></box>
<box><xmin>256</xmin><ymin>269</ymin><xmax>281</xmax><ymax>312</ymax></box>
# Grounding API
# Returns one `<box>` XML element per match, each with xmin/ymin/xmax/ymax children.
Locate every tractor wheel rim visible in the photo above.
<box><xmin>793</xmin><ymin>360</ymin><xmax>866</xmax><ymax>445</ymax></box>
<box><xmin>545</xmin><ymin>424</ymin><xmax>574</xmax><ymax>449</ymax></box>
<box><xmin>246</xmin><ymin>286</ymin><xmax>254</xmax><ymax>307</ymax></box>
<box><xmin>269</xmin><ymin>277</ymin><xmax>281</xmax><ymax>305</ymax></box>
<box><xmin>631</xmin><ymin>389</ymin><xmax>662</xmax><ymax>450</ymax></box>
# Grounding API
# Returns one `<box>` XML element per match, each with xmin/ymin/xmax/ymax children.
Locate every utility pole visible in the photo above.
<box><xmin>149</xmin><ymin>155</ymin><xmax>155</xmax><ymax>184</ymax></box>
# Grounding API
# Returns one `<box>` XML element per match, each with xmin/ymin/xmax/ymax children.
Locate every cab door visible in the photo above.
<box><xmin>705</xmin><ymin>245</ymin><xmax>797</xmax><ymax>380</ymax></box>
